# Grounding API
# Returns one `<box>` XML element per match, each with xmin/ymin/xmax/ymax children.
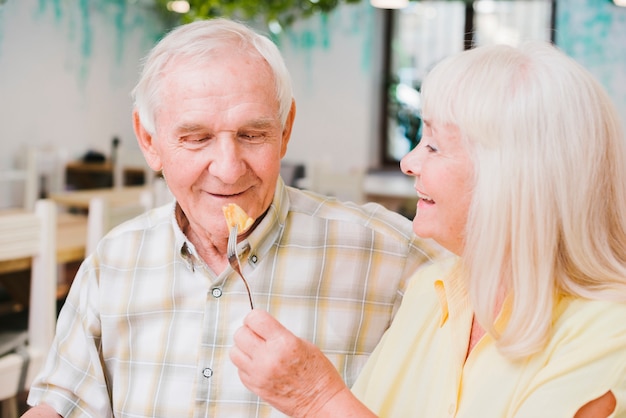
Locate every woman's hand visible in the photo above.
<box><xmin>230</xmin><ymin>309</ymin><xmax>358</xmax><ymax>417</ymax></box>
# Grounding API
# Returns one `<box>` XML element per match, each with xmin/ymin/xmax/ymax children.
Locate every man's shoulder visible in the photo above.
<box><xmin>102</xmin><ymin>202</ymin><xmax>174</xmax><ymax>242</ymax></box>
<box><xmin>286</xmin><ymin>186</ymin><xmax>414</xmax><ymax>238</ymax></box>
<box><xmin>285</xmin><ymin>187</ymin><xmax>448</xmax><ymax>261</ymax></box>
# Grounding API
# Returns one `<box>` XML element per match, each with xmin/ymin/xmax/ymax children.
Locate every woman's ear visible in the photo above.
<box><xmin>133</xmin><ymin>110</ymin><xmax>163</xmax><ymax>172</ymax></box>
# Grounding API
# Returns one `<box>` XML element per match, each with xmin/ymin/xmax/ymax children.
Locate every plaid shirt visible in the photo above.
<box><xmin>28</xmin><ymin>179</ymin><xmax>441</xmax><ymax>417</ymax></box>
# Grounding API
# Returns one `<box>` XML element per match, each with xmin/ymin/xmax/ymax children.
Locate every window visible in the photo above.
<box><xmin>380</xmin><ymin>0</ymin><xmax>556</xmax><ymax>167</ymax></box>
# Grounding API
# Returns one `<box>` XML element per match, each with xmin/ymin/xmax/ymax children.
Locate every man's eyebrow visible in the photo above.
<box><xmin>175</xmin><ymin>123</ymin><xmax>205</xmax><ymax>134</ymax></box>
<box><xmin>241</xmin><ymin>118</ymin><xmax>275</xmax><ymax>129</ymax></box>
<box><xmin>173</xmin><ymin>118</ymin><xmax>277</xmax><ymax>134</ymax></box>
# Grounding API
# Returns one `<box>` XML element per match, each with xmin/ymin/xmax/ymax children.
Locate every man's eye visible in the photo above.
<box><xmin>181</xmin><ymin>134</ymin><xmax>210</xmax><ymax>142</ymax></box>
<box><xmin>180</xmin><ymin>135</ymin><xmax>211</xmax><ymax>149</ymax></box>
<box><xmin>239</xmin><ymin>133</ymin><xmax>266</xmax><ymax>143</ymax></box>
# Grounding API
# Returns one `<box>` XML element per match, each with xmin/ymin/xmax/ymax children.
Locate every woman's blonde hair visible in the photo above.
<box><xmin>420</xmin><ymin>42</ymin><xmax>626</xmax><ymax>358</ymax></box>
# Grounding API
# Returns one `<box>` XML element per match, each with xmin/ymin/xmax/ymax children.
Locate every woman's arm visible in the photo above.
<box><xmin>574</xmin><ymin>391</ymin><xmax>616</xmax><ymax>418</ymax></box>
<box><xmin>230</xmin><ymin>310</ymin><xmax>377</xmax><ymax>418</ymax></box>
<box><xmin>21</xmin><ymin>404</ymin><xmax>62</xmax><ymax>418</ymax></box>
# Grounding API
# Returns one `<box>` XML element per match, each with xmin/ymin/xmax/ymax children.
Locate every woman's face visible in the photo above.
<box><xmin>400</xmin><ymin>120</ymin><xmax>474</xmax><ymax>255</ymax></box>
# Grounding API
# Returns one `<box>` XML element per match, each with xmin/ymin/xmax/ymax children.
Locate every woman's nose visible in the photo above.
<box><xmin>400</xmin><ymin>144</ymin><xmax>421</xmax><ymax>176</ymax></box>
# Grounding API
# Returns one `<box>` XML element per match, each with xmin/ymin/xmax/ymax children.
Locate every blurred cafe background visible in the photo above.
<box><xmin>1</xmin><ymin>0</ymin><xmax>625</xmax><ymax>213</ymax></box>
<box><xmin>0</xmin><ymin>0</ymin><xmax>625</xmax><ymax>414</ymax></box>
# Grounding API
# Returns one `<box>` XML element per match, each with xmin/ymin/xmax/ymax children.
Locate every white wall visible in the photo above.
<box><xmin>279</xmin><ymin>4</ymin><xmax>385</xmax><ymax>173</ymax></box>
<box><xmin>1</xmin><ymin>0</ymin><xmax>625</xmax><ymax>207</ymax></box>
<box><xmin>0</xmin><ymin>1</ymin><xmax>164</xmax><ymax>171</ymax></box>
<box><xmin>0</xmin><ymin>1</ymin><xmax>383</xmax><ymax>207</ymax></box>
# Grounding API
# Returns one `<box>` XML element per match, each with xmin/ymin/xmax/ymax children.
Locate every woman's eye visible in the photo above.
<box><xmin>418</xmin><ymin>138</ymin><xmax>437</xmax><ymax>153</ymax></box>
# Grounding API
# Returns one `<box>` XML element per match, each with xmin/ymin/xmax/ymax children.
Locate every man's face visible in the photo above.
<box><xmin>143</xmin><ymin>50</ymin><xmax>291</xmax><ymax>242</ymax></box>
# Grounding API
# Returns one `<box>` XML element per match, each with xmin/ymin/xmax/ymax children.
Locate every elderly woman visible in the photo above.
<box><xmin>230</xmin><ymin>41</ymin><xmax>626</xmax><ymax>417</ymax></box>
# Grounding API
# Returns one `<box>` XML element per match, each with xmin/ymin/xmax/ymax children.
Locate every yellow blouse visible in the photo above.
<box><xmin>352</xmin><ymin>257</ymin><xmax>626</xmax><ymax>417</ymax></box>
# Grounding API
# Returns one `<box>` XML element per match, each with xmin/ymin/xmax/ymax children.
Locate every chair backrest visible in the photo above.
<box><xmin>112</xmin><ymin>145</ymin><xmax>152</xmax><ymax>189</ymax></box>
<box><xmin>0</xmin><ymin>199</ymin><xmax>57</xmax><ymax>400</ymax></box>
<box><xmin>86</xmin><ymin>190</ymin><xmax>152</xmax><ymax>255</ymax></box>
<box><xmin>0</xmin><ymin>145</ymin><xmax>70</xmax><ymax>211</ymax></box>
<box><xmin>280</xmin><ymin>161</ymin><xmax>306</xmax><ymax>188</ymax></box>
<box><xmin>37</xmin><ymin>144</ymin><xmax>70</xmax><ymax>197</ymax></box>
<box><xmin>307</xmin><ymin>161</ymin><xmax>366</xmax><ymax>204</ymax></box>
<box><xmin>0</xmin><ymin>147</ymin><xmax>38</xmax><ymax>211</ymax></box>
<box><xmin>150</xmin><ymin>177</ymin><xmax>174</xmax><ymax>208</ymax></box>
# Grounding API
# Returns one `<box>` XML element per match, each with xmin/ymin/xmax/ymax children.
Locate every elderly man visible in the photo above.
<box><xmin>23</xmin><ymin>19</ymin><xmax>440</xmax><ymax>417</ymax></box>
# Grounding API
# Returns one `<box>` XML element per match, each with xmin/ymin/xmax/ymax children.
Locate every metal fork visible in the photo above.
<box><xmin>227</xmin><ymin>224</ymin><xmax>254</xmax><ymax>310</ymax></box>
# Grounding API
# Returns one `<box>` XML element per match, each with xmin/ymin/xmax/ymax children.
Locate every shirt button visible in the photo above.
<box><xmin>448</xmin><ymin>403</ymin><xmax>455</xmax><ymax>414</ymax></box>
<box><xmin>250</xmin><ymin>254</ymin><xmax>258</xmax><ymax>264</ymax></box>
<box><xmin>202</xmin><ymin>368</ymin><xmax>213</xmax><ymax>378</ymax></box>
<box><xmin>211</xmin><ymin>288</ymin><xmax>222</xmax><ymax>298</ymax></box>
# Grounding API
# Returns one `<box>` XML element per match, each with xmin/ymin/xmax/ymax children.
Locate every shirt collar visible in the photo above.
<box><xmin>171</xmin><ymin>178</ymin><xmax>289</xmax><ymax>271</ymax></box>
<box><xmin>171</xmin><ymin>201</ymin><xmax>198</xmax><ymax>270</ymax></box>
<box><xmin>433</xmin><ymin>257</ymin><xmax>470</xmax><ymax>327</ymax></box>
<box><xmin>245</xmin><ymin>177</ymin><xmax>288</xmax><ymax>258</ymax></box>
<box><xmin>433</xmin><ymin>257</ymin><xmax>513</xmax><ymax>334</ymax></box>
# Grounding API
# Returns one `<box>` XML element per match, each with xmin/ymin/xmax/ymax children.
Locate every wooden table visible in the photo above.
<box><xmin>0</xmin><ymin>212</ymin><xmax>87</xmax><ymax>275</ymax></box>
<box><xmin>50</xmin><ymin>185</ymin><xmax>149</xmax><ymax>211</ymax></box>
<box><xmin>0</xmin><ymin>186</ymin><xmax>149</xmax><ymax>288</ymax></box>
<box><xmin>0</xmin><ymin>210</ymin><xmax>87</xmax><ymax>311</ymax></box>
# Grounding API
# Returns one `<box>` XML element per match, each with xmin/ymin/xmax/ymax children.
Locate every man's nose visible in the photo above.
<box><xmin>208</xmin><ymin>137</ymin><xmax>247</xmax><ymax>184</ymax></box>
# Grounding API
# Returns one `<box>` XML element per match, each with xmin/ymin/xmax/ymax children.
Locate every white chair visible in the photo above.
<box><xmin>0</xmin><ymin>147</ymin><xmax>38</xmax><ymax>211</ymax></box>
<box><xmin>0</xmin><ymin>145</ymin><xmax>71</xmax><ymax>211</ymax></box>
<box><xmin>150</xmin><ymin>177</ymin><xmax>174</xmax><ymax>208</ymax></box>
<box><xmin>85</xmin><ymin>190</ymin><xmax>152</xmax><ymax>256</ymax></box>
<box><xmin>306</xmin><ymin>161</ymin><xmax>366</xmax><ymax>204</ymax></box>
<box><xmin>35</xmin><ymin>145</ymin><xmax>70</xmax><ymax>198</ymax></box>
<box><xmin>0</xmin><ymin>199</ymin><xmax>57</xmax><ymax>418</ymax></box>
<box><xmin>280</xmin><ymin>161</ymin><xmax>306</xmax><ymax>188</ymax></box>
<box><xmin>112</xmin><ymin>145</ymin><xmax>152</xmax><ymax>189</ymax></box>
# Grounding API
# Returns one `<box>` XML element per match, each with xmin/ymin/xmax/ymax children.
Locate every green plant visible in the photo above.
<box><xmin>154</xmin><ymin>0</ymin><xmax>363</xmax><ymax>29</ymax></box>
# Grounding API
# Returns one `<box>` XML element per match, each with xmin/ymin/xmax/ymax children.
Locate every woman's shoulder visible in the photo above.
<box><xmin>548</xmin><ymin>296</ymin><xmax>626</xmax><ymax>359</ymax></box>
<box><xmin>555</xmin><ymin>296</ymin><xmax>626</xmax><ymax>332</ymax></box>
<box><xmin>395</xmin><ymin>256</ymin><xmax>463</xmax><ymax>309</ymax></box>
<box><xmin>406</xmin><ymin>256</ymin><xmax>461</xmax><ymax>288</ymax></box>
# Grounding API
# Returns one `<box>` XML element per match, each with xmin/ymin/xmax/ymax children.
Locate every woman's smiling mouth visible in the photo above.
<box><xmin>416</xmin><ymin>190</ymin><xmax>434</xmax><ymax>204</ymax></box>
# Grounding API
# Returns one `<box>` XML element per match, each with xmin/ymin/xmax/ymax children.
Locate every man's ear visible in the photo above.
<box><xmin>133</xmin><ymin>110</ymin><xmax>163</xmax><ymax>172</ymax></box>
<box><xmin>280</xmin><ymin>100</ymin><xmax>296</xmax><ymax>158</ymax></box>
